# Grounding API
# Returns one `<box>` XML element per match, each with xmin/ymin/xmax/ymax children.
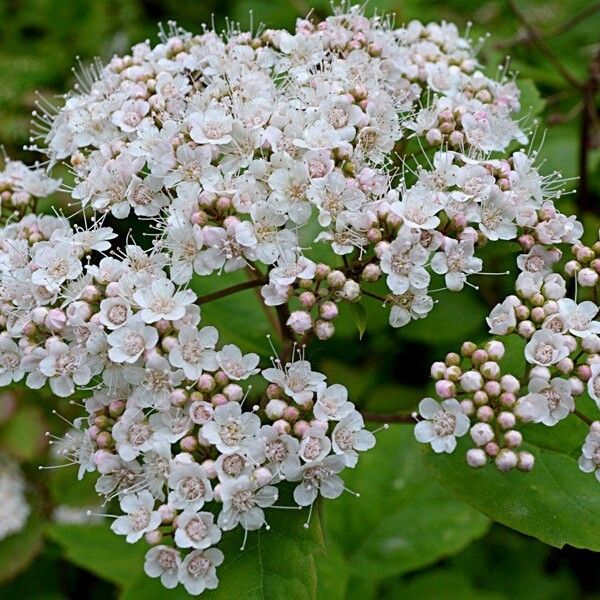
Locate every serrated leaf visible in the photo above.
<box><xmin>423</xmin><ymin>429</ymin><xmax>600</xmax><ymax>550</ymax></box>
<box><xmin>323</xmin><ymin>426</ymin><xmax>489</xmax><ymax>581</ymax></box>
<box><xmin>348</xmin><ymin>302</ymin><xmax>367</xmax><ymax>340</ymax></box>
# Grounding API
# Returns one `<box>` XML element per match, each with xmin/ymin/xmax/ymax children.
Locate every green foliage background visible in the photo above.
<box><xmin>0</xmin><ymin>0</ymin><xmax>599</xmax><ymax>598</ymax></box>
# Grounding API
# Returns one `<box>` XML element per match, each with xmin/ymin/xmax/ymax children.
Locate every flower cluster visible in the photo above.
<box><xmin>0</xmin><ymin>454</ymin><xmax>30</xmax><ymax>540</ymax></box>
<box><xmin>0</xmin><ymin>158</ymin><xmax>60</xmax><ymax>226</ymax></box>
<box><xmin>416</xmin><ymin>340</ymin><xmax>535</xmax><ymax>471</ymax></box>
<box><xmin>417</xmin><ymin>227</ymin><xmax>600</xmax><ymax>479</ymax></box>
<box><xmin>30</xmin><ymin>6</ymin><xmax>577</xmax><ymax>337</ymax></box>
<box><xmin>0</xmin><ymin>207</ymin><xmax>375</xmax><ymax>593</ymax></box>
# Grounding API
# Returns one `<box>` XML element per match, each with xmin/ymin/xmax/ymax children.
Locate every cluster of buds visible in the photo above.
<box><xmin>416</xmin><ymin>340</ymin><xmax>534</xmax><ymax>472</ymax></box>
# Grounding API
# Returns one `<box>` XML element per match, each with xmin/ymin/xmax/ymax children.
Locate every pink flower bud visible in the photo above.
<box><xmin>319</xmin><ymin>301</ymin><xmax>338</xmax><ymax>320</ymax></box>
<box><xmin>578</xmin><ymin>267</ymin><xmax>598</xmax><ymax>287</ymax></box>
<box><xmin>480</xmin><ymin>361</ymin><xmax>500</xmax><ymax>380</ymax></box>
<box><xmin>273</xmin><ymin>419</ymin><xmax>290</xmax><ymax>435</ymax></box>
<box><xmin>265</xmin><ymin>399</ymin><xmax>287</xmax><ymax>419</ymax></box>
<box><xmin>577</xmin><ymin>364</ymin><xmax>592</xmax><ymax>382</ymax></box>
<box><xmin>470</xmin><ymin>422</ymin><xmax>494</xmax><ymax>446</ymax></box>
<box><xmin>461</xmin><ymin>341</ymin><xmax>477</xmax><ymax>357</ymax></box>
<box><xmin>299</xmin><ymin>291</ymin><xmax>316</xmax><ymax>309</ymax></box>
<box><xmin>95</xmin><ymin>431</ymin><xmax>112</xmax><ymax>448</ymax></box>
<box><xmin>430</xmin><ymin>362</ymin><xmax>447</xmax><ymax>380</ymax></box>
<box><xmin>180</xmin><ymin>435</ymin><xmax>198</xmax><ymax>452</ymax></box>
<box><xmin>215</xmin><ymin>370</ymin><xmax>229</xmax><ymax>386</ymax></box>
<box><xmin>500</xmin><ymin>392</ymin><xmax>516</xmax><ymax>408</ymax></box>
<box><xmin>445</xmin><ymin>352</ymin><xmax>461</xmax><ymax>367</ymax></box>
<box><xmin>82</xmin><ymin>285</ymin><xmax>101</xmax><ymax>302</ymax></box>
<box><xmin>197</xmin><ymin>374</ymin><xmax>215</xmax><ymax>393</ymax></box>
<box><xmin>327</xmin><ymin>270</ymin><xmax>346</xmax><ymax>289</ymax></box>
<box><xmin>466</xmin><ymin>448</ymin><xmax>487</xmax><ymax>468</ymax></box>
<box><xmin>159</xmin><ymin>504</ymin><xmax>176</xmax><ymax>524</ymax></box>
<box><xmin>530</xmin><ymin>306</ymin><xmax>545</xmax><ymax>323</ymax></box>
<box><xmin>504</xmin><ymin>430</ymin><xmax>522</xmax><ymax>448</ymax></box>
<box><xmin>497</xmin><ymin>411</ymin><xmax>516</xmax><ymax>430</ymax></box>
<box><xmin>314</xmin><ymin>320</ymin><xmax>335</xmax><ymax>340</ymax></box>
<box><xmin>223</xmin><ymin>384</ymin><xmax>244</xmax><ymax>402</ymax></box>
<box><xmin>564</xmin><ymin>260</ymin><xmax>580</xmax><ymax>277</ymax></box>
<box><xmin>105</xmin><ymin>281</ymin><xmax>121</xmax><ymax>297</ymax></box>
<box><xmin>460</xmin><ymin>370</ymin><xmax>483</xmax><ymax>392</ymax></box>
<box><xmin>145</xmin><ymin>530</ymin><xmax>163</xmax><ymax>545</ymax></box>
<box><xmin>570</xmin><ymin>376</ymin><xmax>585</xmax><ymax>396</ymax></box>
<box><xmin>556</xmin><ymin>358</ymin><xmax>574</xmax><ymax>374</ymax></box>
<box><xmin>315</xmin><ymin>263</ymin><xmax>331</xmax><ymax>280</ymax></box>
<box><xmin>495</xmin><ymin>448</ymin><xmax>518</xmax><ymax>471</ymax></box>
<box><xmin>446</xmin><ymin>366</ymin><xmax>462</xmax><ymax>382</ymax></box>
<box><xmin>283</xmin><ymin>406</ymin><xmax>300</xmax><ymax>421</ymax></box>
<box><xmin>470</xmin><ymin>349</ymin><xmax>488</xmax><ymax>366</ymax></box>
<box><xmin>476</xmin><ymin>405</ymin><xmax>494</xmax><ymax>422</ymax></box>
<box><xmin>473</xmin><ymin>390</ymin><xmax>489</xmax><ymax>406</ymax></box>
<box><xmin>266</xmin><ymin>384</ymin><xmax>283</xmax><ymax>399</ymax></box>
<box><xmin>485</xmin><ymin>441</ymin><xmax>499</xmax><ymax>457</ymax></box>
<box><xmin>518</xmin><ymin>234</ymin><xmax>535</xmax><ymax>252</ymax></box>
<box><xmin>517</xmin><ymin>320</ymin><xmax>536</xmax><ymax>338</ymax></box>
<box><xmin>45</xmin><ymin>309</ymin><xmax>66</xmax><ymax>331</ymax></box>
<box><xmin>253</xmin><ymin>467</ymin><xmax>273</xmax><ymax>487</ymax></box>
<box><xmin>170</xmin><ymin>389</ymin><xmax>187</xmax><ymax>407</ymax></box>
<box><xmin>582</xmin><ymin>335</ymin><xmax>600</xmax><ymax>354</ymax></box>
<box><xmin>517</xmin><ymin>451</ymin><xmax>535</xmax><ymax>471</ymax></box>
<box><xmin>366</xmin><ymin>228</ymin><xmax>382</xmax><ymax>244</ymax></box>
<box><xmin>483</xmin><ymin>380</ymin><xmax>501</xmax><ymax>398</ymax></box>
<box><xmin>425</xmin><ymin>128</ymin><xmax>443</xmax><ymax>146</ymax></box>
<box><xmin>460</xmin><ymin>399</ymin><xmax>475</xmax><ymax>415</ymax></box>
<box><xmin>458</xmin><ymin>226</ymin><xmax>478</xmax><ymax>244</ymax></box>
<box><xmin>161</xmin><ymin>336</ymin><xmax>177</xmax><ymax>352</ymax></box>
<box><xmin>515</xmin><ymin>305</ymin><xmax>530</xmax><ymax>320</ymax></box>
<box><xmin>500</xmin><ymin>374</ymin><xmax>520</xmax><ymax>394</ymax></box>
<box><xmin>435</xmin><ymin>379</ymin><xmax>456</xmax><ymax>398</ymax></box>
<box><xmin>211</xmin><ymin>393</ymin><xmax>228</xmax><ymax>406</ymax></box>
<box><xmin>287</xmin><ymin>310</ymin><xmax>313</xmax><ymax>334</ymax></box>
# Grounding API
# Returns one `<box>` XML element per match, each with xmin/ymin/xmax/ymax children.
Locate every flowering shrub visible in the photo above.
<box><xmin>0</xmin><ymin>2</ymin><xmax>597</xmax><ymax>597</ymax></box>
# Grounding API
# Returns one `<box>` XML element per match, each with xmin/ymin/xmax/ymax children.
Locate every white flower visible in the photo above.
<box><xmin>431</xmin><ymin>238</ymin><xmax>482</xmax><ymax>291</ymax></box>
<box><xmin>111</xmin><ymin>490</ymin><xmax>162</xmax><ymax>543</ymax></box>
<box><xmin>289</xmin><ymin>455</ymin><xmax>346</xmax><ymax>506</ymax></box>
<box><xmin>178</xmin><ymin>548</ymin><xmax>223</xmax><ymax>596</ymax></box>
<box><xmin>299</xmin><ymin>426</ymin><xmax>331</xmax><ymax>463</ymax></box>
<box><xmin>380</xmin><ymin>229</ymin><xmax>430</xmax><ymax>295</ymax></box>
<box><xmin>332</xmin><ymin>411</ymin><xmax>376</xmax><ymax>467</ymax></box>
<box><xmin>134</xmin><ymin>278</ymin><xmax>196</xmax><ymax>323</ymax></box>
<box><xmin>587</xmin><ymin>363</ymin><xmax>600</xmax><ymax>409</ymax></box>
<box><xmin>216</xmin><ymin>345</ymin><xmax>260</xmax><ymax>381</ymax></box>
<box><xmin>0</xmin><ymin>455</ymin><xmax>30</xmax><ymax>541</ymax></box>
<box><xmin>388</xmin><ymin>288</ymin><xmax>434</xmax><ymax>328</ymax></box>
<box><xmin>478</xmin><ymin>190</ymin><xmax>517</xmax><ymax>241</ymax></box>
<box><xmin>313</xmin><ymin>384</ymin><xmax>353</xmax><ymax>421</ymax></box>
<box><xmin>524</xmin><ymin>330</ymin><xmax>569</xmax><ymax>366</ymax></box>
<box><xmin>557</xmin><ymin>299</ymin><xmax>600</xmax><ymax>338</ymax></box>
<box><xmin>98</xmin><ymin>297</ymin><xmax>132</xmax><ymax>330</ymax></box>
<box><xmin>112</xmin><ymin>99</ymin><xmax>149</xmax><ymax>132</ymax></box>
<box><xmin>169</xmin><ymin>326</ymin><xmax>219</xmax><ymax>380</ymax></box>
<box><xmin>174</xmin><ymin>510</ymin><xmax>222</xmax><ymax>549</ymax></box>
<box><xmin>517</xmin><ymin>245</ymin><xmax>559</xmax><ymax>276</ymax></box>
<box><xmin>201</xmin><ymin>402</ymin><xmax>260</xmax><ymax>455</ymax></box>
<box><xmin>188</xmin><ymin>108</ymin><xmax>233</xmax><ymax>145</ymax></box>
<box><xmin>486</xmin><ymin>298</ymin><xmax>517</xmax><ymax>335</ymax></box>
<box><xmin>579</xmin><ymin>430</ymin><xmax>600</xmax><ymax>482</ymax></box>
<box><xmin>515</xmin><ymin>377</ymin><xmax>574</xmax><ymax>425</ymax></box>
<box><xmin>256</xmin><ymin>425</ymin><xmax>300</xmax><ymax>479</ymax></box>
<box><xmin>30</xmin><ymin>243</ymin><xmax>82</xmax><ymax>292</ymax></box>
<box><xmin>144</xmin><ymin>546</ymin><xmax>181</xmax><ymax>589</ymax></box>
<box><xmin>39</xmin><ymin>341</ymin><xmax>92</xmax><ymax>397</ymax></box>
<box><xmin>217</xmin><ymin>475</ymin><xmax>277</xmax><ymax>531</ymax></box>
<box><xmin>414</xmin><ymin>398</ymin><xmax>470</xmax><ymax>453</ymax></box>
<box><xmin>262</xmin><ymin>359</ymin><xmax>326</xmax><ymax>404</ymax></box>
<box><xmin>0</xmin><ymin>337</ymin><xmax>24</xmax><ymax>386</ymax></box>
<box><xmin>107</xmin><ymin>321</ymin><xmax>158</xmax><ymax>364</ymax></box>
<box><xmin>168</xmin><ymin>461</ymin><xmax>213</xmax><ymax>511</ymax></box>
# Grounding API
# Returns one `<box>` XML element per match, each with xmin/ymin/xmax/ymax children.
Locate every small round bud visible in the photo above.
<box><xmin>180</xmin><ymin>435</ymin><xmax>198</xmax><ymax>452</ymax></box>
<box><xmin>145</xmin><ymin>530</ymin><xmax>163</xmax><ymax>545</ymax></box>
<box><xmin>265</xmin><ymin>399</ymin><xmax>287</xmax><ymax>419</ymax></box>
<box><xmin>299</xmin><ymin>291</ymin><xmax>316</xmax><ymax>309</ymax></box>
<box><xmin>517</xmin><ymin>320</ymin><xmax>536</xmax><ymax>339</ymax></box>
<box><xmin>461</xmin><ymin>341</ymin><xmax>477</xmax><ymax>357</ymax></box>
<box><xmin>266</xmin><ymin>384</ymin><xmax>283</xmax><ymax>399</ymax></box>
<box><xmin>497</xmin><ymin>411</ymin><xmax>516</xmax><ymax>430</ymax></box>
<box><xmin>197</xmin><ymin>374</ymin><xmax>215</xmax><ymax>393</ymax></box>
<box><xmin>361</xmin><ymin>263</ymin><xmax>381</xmax><ymax>282</ymax></box>
<box><xmin>327</xmin><ymin>270</ymin><xmax>346</xmax><ymax>289</ymax></box>
<box><xmin>314</xmin><ymin>319</ymin><xmax>335</xmax><ymax>340</ymax></box>
<box><xmin>500</xmin><ymin>392</ymin><xmax>516</xmax><ymax>408</ymax></box>
<box><xmin>340</xmin><ymin>279</ymin><xmax>360</xmax><ymax>301</ymax></box>
<box><xmin>460</xmin><ymin>399</ymin><xmax>475</xmax><ymax>415</ymax></box>
<box><xmin>476</xmin><ymin>405</ymin><xmax>494</xmax><ymax>422</ymax></box>
<box><xmin>446</xmin><ymin>365</ymin><xmax>462</xmax><ymax>382</ymax></box>
<box><xmin>286</xmin><ymin>310</ymin><xmax>313</xmax><ymax>334</ymax></box>
<box><xmin>460</xmin><ymin>370</ymin><xmax>483</xmax><ymax>392</ymax></box>
<box><xmin>530</xmin><ymin>306</ymin><xmax>545</xmax><ymax>323</ymax></box>
<box><xmin>293</xmin><ymin>420</ymin><xmax>309</xmax><ymax>437</ymax></box>
<box><xmin>435</xmin><ymin>380</ymin><xmax>456</xmax><ymax>399</ymax></box>
<box><xmin>515</xmin><ymin>305</ymin><xmax>530</xmax><ymax>321</ymax></box>
<box><xmin>466</xmin><ymin>448</ymin><xmax>487</xmax><ymax>468</ymax></box>
<box><xmin>495</xmin><ymin>448</ymin><xmax>518</xmax><ymax>471</ymax></box>
<box><xmin>564</xmin><ymin>260</ymin><xmax>581</xmax><ymax>277</ymax></box>
<box><xmin>430</xmin><ymin>362</ymin><xmax>446</xmax><ymax>380</ymax></box>
<box><xmin>480</xmin><ymin>361</ymin><xmax>500</xmax><ymax>380</ymax></box>
<box><xmin>582</xmin><ymin>335</ymin><xmax>600</xmax><ymax>354</ymax></box>
<box><xmin>500</xmin><ymin>374</ymin><xmax>520</xmax><ymax>394</ymax></box>
<box><xmin>470</xmin><ymin>349</ymin><xmax>488</xmax><ymax>366</ymax></box>
<box><xmin>578</xmin><ymin>267</ymin><xmax>598</xmax><ymax>287</ymax></box>
<box><xmin>569</xmin><ymin>376</ymin><xmax>585</xmax><ymax>396</ymax></box>
<box><xmin>485</xmin><ymin>442</ymin><xmax>499</xmax><ymax>457</ymax></box>
<box><xmin>483</xmin><ymin>380</ymin><xmax>501</xmax><ymax>398</ymax></box>
<box><xmin>273</xmin><ymin>419</ymin><xmax>291</xmax><ymax>435</ymax></box>
<box><xmin>253</xmin><ymin>467</ymin><xmax>273</xmax><ymax>487</ymax></box>
<box><xmin>577</xmin><ymin>364</ymin><xmax>592</xmax><ymax>382</ymax></box>
<box><xmin>484</xmin><ymin>340</ymin><xmax>505</xmax><ymax>361</ymax></box>
<box><xmin>159</xmin><ymin>504</ymin><xmax>176</xmax><ymax>524</ymax></box>
<box><xmin>504</xmin><ymin>430</ymin><xmax>522</xmax><ymax>448</ymax></box>
<box><xmin>425</xmin><ymin>128</ymin><xmax>443</xmax><ymax>146</ymax></box>
<box><xmin>470</xmin><ymin>422</ymin><xmax>494</xmax><ymax>446</ymax></box>
<box><xmin>556</xmin><ymin>357</ymin><xmax>574</xmax><ymax>375</ymax></box>
<box><xmin>445</xmin><ymin>352</ymin><xmax>461</xmax><ymax>367</ymax></box>
<box><xmin>517</xmin><ymin>451</ymin><xmax>535</xmax><ymax>471</ymax></box>
<box><xmin>319</xmin><ymin>301</ymin><xmax>338</xmax><ymax>321</ymax></box>
<box><xmin>201</xmin><ymin>459</ymin><xmax>217</xmax><ymax>479</ymax></box>
<box><xmin>315</xmin><ymin>264</ymin><xmax>331</xmax><ymax>280</ymax></box>
<box><xmin>473</xmin><ymin>390</ymin><xmax>489</xmax><ymax>406</ymax></box>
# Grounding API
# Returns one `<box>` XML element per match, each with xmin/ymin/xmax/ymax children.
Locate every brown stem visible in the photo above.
<box><xmin>196</xmin><ymin>278</ymin><xmax>266</xmax><ymax>304</ymax></box>
<box><xmin>507</xmin><ymin>0</ymin><xmax>584</xmax><ymax>91</ymax></box>
<box><xmin>275</xmin><ymin>303</ymin><xmax>295</xmax><ymax>363</ymax></box>
<box><xmin>360</xmin><ymin>288</ymin><xmax>388</xmax><ymax>303</ymax></box>
<box><xmin>361</xmin><ymin>411</ymin><xmax>415</xmax><ymax>424</ymax></box>
<box><xmin>574</xmin><ymin>408</ymin><xmax>593</xmax><ymax>427</ymax></box>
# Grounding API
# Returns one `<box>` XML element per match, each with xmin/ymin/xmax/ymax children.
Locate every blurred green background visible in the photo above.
<box><xmin>0</xmin><ymin>0</ymin><xmax>599</xmax><ymax>598</ymax></box>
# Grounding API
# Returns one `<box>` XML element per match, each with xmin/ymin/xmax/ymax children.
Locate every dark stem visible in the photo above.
<box><xmin>361</xmin><ymin>411</ymin><xmax>415</xmax><ymax>424</ymax></box>
<box><xmin>360</xmin><ymin>287</ymin><xmax>387</xmax><ymax>303</ymax></box>
<box><xmin>574</xmin><ymin>408</ymin><xmax>593</xmax><ymax>427</ymax></box>
<box><xmin>196</xmin><ymin>278</ymin><xmax>266</xmax><ymax>304</ymax></box>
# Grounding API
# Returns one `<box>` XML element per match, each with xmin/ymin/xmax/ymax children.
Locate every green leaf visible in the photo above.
<box><xmin>515</xmin><ymin>79</ymin><xmax>546</xmax><ymax>121</ymax></box>
<box><xmin>46</xmin><ymin>523</ymin><xmax>147</xmax><ymax>586</ymax></box>
<box><xmin>323</xmin><ymin>426</ymin><xmax>489</xmax><ymax>581</ymax></box>
<box><xmin>0</xmin><ymin>405</ymin><xmax>46</xmax><ymax>460</ymax></box>
<box><xmin>348</xmin><ymin>302</ymin><xmax>367</xmax><ymax>340</ymax></box>
<box><xmin>423</xmin><ymin>429</ymin><xmax>600</xmax><ymax>550</ymax></box>
<box><xmin>398</xmin><ymin>290</ymin><xmax>487</xmax><ymax>347</ymax></box>
<box><xmin>0</xmin><ymin>512</ymin><xmax>45</xmax><ymax>585</ymax></box>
